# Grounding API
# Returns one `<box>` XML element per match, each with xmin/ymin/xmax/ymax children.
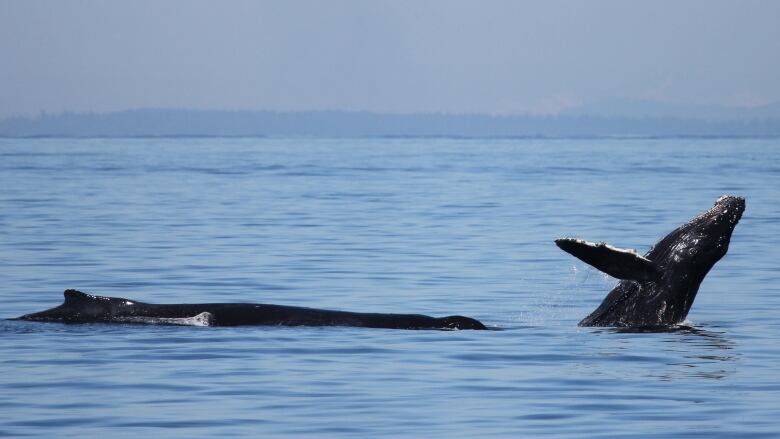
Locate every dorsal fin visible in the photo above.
<box><xmin>63</xmin><ymin>289</ymin><xmax>98</xmax><ymax>304</ymax></box>
<box><xmin>555</xmin><ymin>238</ymin><xmax>660</xmax><ymax>282</ymax></box>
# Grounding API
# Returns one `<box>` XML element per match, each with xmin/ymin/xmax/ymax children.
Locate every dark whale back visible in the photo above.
<box><xmin>19</xmin><ymin>289</ymin><xmax>122</xmax><ymax>323</ymax></box>
<box><xmin>16</xmin><ymin>290</ymin><xmax>487</xmax><ymax>330</ymax></box>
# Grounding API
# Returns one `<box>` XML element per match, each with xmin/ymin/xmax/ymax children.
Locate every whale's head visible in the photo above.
<box><xmin>693</xmin><ymin>195</ymin><xmax>744</xmax><ymax>258</ymax></box>
<box><xmin>653</xmin><ymin>195</ymin><xmax>745</xmax><ymax>280</ymax></box>
<box><xmin>438</xmin><ymin>315</ymin><xmax>487</xmax><ymax>330</ymax></box>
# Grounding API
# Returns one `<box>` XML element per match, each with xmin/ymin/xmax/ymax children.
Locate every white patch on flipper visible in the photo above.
<box><xmin>567</xmin><ymin>238</ymin><xmax>648</xmax><ymax>261</ymax></box>
<box><xmin>115</xmin><ymin>312</ymin><xmax>215</xmax><ymax>327</ymax></box>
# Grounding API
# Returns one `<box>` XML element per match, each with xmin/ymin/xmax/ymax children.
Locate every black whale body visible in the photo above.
<box><xmin>15</xmin><ymin>289</ymin><xmax>487</xmax><ymax>330</ymax></box>
<box><xmin>557</xmin><ymin>195</ymin><xmax>745</xmax><ymax>327</ymax></box>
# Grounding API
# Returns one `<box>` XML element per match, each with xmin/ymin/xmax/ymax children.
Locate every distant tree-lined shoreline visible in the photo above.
<box><xmin>1</xmin><ymin>109</ymin><xmax>778</xmax><ymax>138</ymax></box>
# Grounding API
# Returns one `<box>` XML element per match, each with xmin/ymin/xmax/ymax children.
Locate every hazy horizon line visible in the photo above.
<box><xmin>5</xmin><ymin>99</ymin><xmax>780</xmax><ymax>122</ymax></box>
<box><xmin>2</xmin><ymin>107</ymin><xmax>779</xmax><ymax>139</ymax></box>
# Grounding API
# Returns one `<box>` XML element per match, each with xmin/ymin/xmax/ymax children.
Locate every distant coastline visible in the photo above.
<box><xmin>1</xmin><ymin>108</ymin><xmax>779</xmax><ymax>138</ymax></box>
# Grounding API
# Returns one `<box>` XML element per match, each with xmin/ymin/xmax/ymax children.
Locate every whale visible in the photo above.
<box><xmin>14</xmin><ymin>289</ymin><xmax>487</xmax><ymax>330</ymax></box>
<box><xmin>556</xmin><ymin>195</ymin><xmax>744</xmax><ymax>327</ymax></box>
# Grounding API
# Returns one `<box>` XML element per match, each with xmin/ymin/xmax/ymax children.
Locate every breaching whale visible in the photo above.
<box><xmin>14</xmin><ymin>289</ymin><xmax>487</xmax><ymax>330</ymax></box>
<box><xmin>556</xmin><ymin>195</ymin><xmax>744</xmax><ymax>327</ymax></box>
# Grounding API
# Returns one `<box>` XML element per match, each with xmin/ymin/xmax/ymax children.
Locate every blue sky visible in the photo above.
<box><xmin>1</xmin><ymin>0</ymin><xmax>779</xmax><ymax>118</ymax></box>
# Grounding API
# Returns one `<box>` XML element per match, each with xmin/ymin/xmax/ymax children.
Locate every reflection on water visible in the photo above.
<box><xmin>586</xmin><ymin>325</ymin><xmax>737</xmax><ymax>381</ymax></box>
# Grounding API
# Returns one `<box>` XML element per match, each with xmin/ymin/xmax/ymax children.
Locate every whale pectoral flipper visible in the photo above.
<box><xmin>555</xmin><ymin>238</ymin><xmax>660</xmax><ymax>282</ymax></box>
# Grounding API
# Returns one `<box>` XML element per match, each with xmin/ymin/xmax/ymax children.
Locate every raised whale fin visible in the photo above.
<box><xmin>555</xmin><ymin>238</ymin><xmax>660</xmax><ymax>282</ymax></box>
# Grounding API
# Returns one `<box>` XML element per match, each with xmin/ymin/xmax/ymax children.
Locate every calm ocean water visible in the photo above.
<box><xmin>1</xmin><ymin>137</ymin><xmax>778</xmax><ymax>438</ymax></box>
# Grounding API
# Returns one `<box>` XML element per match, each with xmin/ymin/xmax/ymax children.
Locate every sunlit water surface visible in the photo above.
<box><xmin>1</xmin><ymin>137</ymin><xmax>778</xmax><ymax>437</ymax></box>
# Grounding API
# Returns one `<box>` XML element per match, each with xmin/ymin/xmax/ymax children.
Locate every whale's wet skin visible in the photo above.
<box><xmin>557</xmin><ymin>195</ymin><xmax>745</xmax><ymax>327</ymax></box>
<box><xmin>14</xmin><ymin>289</ymin><xmax>487</xmax><ymax>330</ymax></box>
